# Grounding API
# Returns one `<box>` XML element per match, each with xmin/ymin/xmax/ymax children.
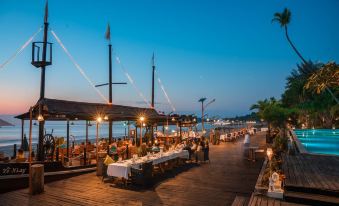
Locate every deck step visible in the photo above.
<box><xmin>231</xmin><ymin>195</ymin><xmax>248</xmax><ymax>206</ymax></box>
<box><xmin>284</xmin><ymin>190</ymin><xmax>339</xmax><ymax>206</ymax></box>
<box><xmin>284</xmin><ymin>185</ymin><xmax>339</xmax><ymax>197</ymax></box>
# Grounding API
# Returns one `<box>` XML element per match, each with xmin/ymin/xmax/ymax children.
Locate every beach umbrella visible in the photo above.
<box><xmin>22</xmin><ymin>134</ymin><xmax>29</xmax><ymax>151</ymax></box>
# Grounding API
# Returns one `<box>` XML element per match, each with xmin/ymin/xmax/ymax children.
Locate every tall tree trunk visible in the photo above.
<box><xmin>285</xmin><ymin>26</ymin><xmax>339</xmax><ymax>105</ymax></box>
<box><xmin>285</xmin><ymin>26</ymin><xmax>308</xmax><ymax>65</ymax></box>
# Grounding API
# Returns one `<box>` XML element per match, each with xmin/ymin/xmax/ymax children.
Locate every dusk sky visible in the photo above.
<box><xmin>0</xmin><ymin>0</ymin><xmax>338</xmax><ymax>117</ymax></box>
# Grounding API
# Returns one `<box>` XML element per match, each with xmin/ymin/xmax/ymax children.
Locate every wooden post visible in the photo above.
<box><xmin>66</xmin><ymin>120</ymin><xmax>70</xmax><ymax>163</ymax></box>
<box><xmin>96</xmin><ymin>122</ymin><xmax>100</xmax><ymax>175</ymax></box>
<box><xmin>21</xmin><ymin>119</ymin><xmax>24</xmax><ymax>148</ymax></box>
<box><xmin>135</xmin><ymin>126</ymin><xmax>138</xmax><ymax>146</ymax></box>
<box><xmin>13</xmin><ymin>144</ymin><xmax>17</xmax><ymax>159</ymax></box>
<box><xmin>108</xmin><ymin>121</ymin><xmax>113</xmax><ymax>154</ymax></box>
<box><xmin>29</xmin><ymin>107</ymin><xmax>44</xmax><ymax>195</ymax></box>
<box><xmin>179</xmin><ymin>125</ymin><xmax>182</xmax><ymax>142</ymax></box>
<box><xmin>85</xmin><ymin>120</ymin><xmax>88</xmax><ymax>165</ymax></box>
<box><xmin>28</xmin><ymin>107</ymin><xmax>34</xmax><ymax>195</ymax></box>
<box><xmin>127</xmin><ymin>121</ymin><xmax>130</xmax><ymax>139</ymax></box>
<box><xmin>140</xmin><ymin>124</ymin><xmax>143</xmax><ymax>146</ymax></box>
<box><xmin>85</xmin><ymin>120</ymin><xmax>89</xmax><ymax>144</ymax></box>
<box><xmin>30</xmin><ymin>164</ymin><xmax>44</xmax><ymax>195</ymax></box>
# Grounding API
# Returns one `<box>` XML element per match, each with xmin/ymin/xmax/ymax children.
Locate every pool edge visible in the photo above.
<box><xmin>291</xmin><ymin>130</ymin><xmax>339</xmax><ymax>157</ymax></box>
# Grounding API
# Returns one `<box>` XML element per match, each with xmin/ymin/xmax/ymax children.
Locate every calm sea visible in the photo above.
<box><xmin>0</xmin><ymin>115</ymin><xmax>212</xmax><ymax>156</ymax></box>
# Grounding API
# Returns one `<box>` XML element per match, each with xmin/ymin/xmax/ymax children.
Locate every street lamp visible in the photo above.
<box><xmin>267</xmin><ymin>147</ymin><xmax>273</xmax><ymax>176</ymax></box>
<box><xmin>198</xmin><ymin>97</ymin><xmax>215</xmax><ymax>133</ymax></box>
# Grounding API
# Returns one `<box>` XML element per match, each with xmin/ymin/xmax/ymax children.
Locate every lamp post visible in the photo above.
<box><xmin>267</xmin><ymin>147</ymin><xmax>273</xmax><ymax>176</ymax></box>
<box><xmin>198</xmin><ymin>98</ymin><xmax>215</xmax><ymax>133</ymax></box>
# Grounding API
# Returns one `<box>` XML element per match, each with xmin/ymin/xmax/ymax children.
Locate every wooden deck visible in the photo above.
<box><xmin>0</xmin><ymin>132</ymin><xmax>266</xmax><ymax>206</ymax></box>
<box><xmin>248</xmin><ymin>194</ymin><xmax>307</xmax><ymax>206</ymax></box>
<box><xmin>282</xmin><ymin>154</ymin><xmax>339</xmax><ymax>205</ymax></box>
<box><xmin>282</xmin><ymin>154</ymin><xmax>339</xmax><ymax>194</ymax></box>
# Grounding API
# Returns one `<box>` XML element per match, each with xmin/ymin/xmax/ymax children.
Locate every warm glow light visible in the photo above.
<box><xmin>142</xmin><ymin>123</ymin><xmax>146</xmax><ymax>127</ymax></box>
<box><xmin>171</xmin><ymin>117</ymin><xmax>175</xmax><ymax>121</ymax></box>
<box><xmin>139</xmin><ymin>116</ymin><xmax>145</xmax><ymax>122</ymax></box>
<box><xmin>96</xmin><ymin>117</ymin><xmax>102</xmax><ymax>123</ymax></box>
<box><xmin>104</xmin><ymin>115</ymin><xmax>108</xmax><ymax>120</ymax></box>
<box><xmin>37</xmin><ymin>114</ymin><xmax>44</xmax><ymax>122</ymax></box>
<box><xmin>267</xmin><ymin>148</ymin><xmax>273</xmax><ymax>161</ymax></box>
<box><xmin>165</xmin><ymin>126</ymin><xmax>169</xmax><ymax>130</ymax></box>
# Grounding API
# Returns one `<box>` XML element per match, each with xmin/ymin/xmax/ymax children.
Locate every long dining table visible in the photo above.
<box><xmin>107</xmin><ymin>149</ymin><xmax>189</xmax><ymax>179</ymax></box>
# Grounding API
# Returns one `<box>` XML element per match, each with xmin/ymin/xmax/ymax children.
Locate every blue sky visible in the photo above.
<box><xmin>0</xmin><ymin>0</ymin><xmax>338</xmax><ymax>117</ymax></box>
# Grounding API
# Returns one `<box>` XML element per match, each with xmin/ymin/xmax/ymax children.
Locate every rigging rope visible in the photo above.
<box><xmin>115</xmin><ymin>56</ymin><xmax>151</xmax><ymax>107</ymax></box>
<box><xmin>156</xmin><ymin>71</ymin><xmax>176</xmax><ymax>112</ymax></box>
<box><xmin>0</xmin><ymin>27</ymin><xmax>42</xmax><ymax>71</ymax></box>
<box><xmin>50</xmin><ymin>30</ymin><xmax>109</xmax><ymax>103</ymax></box>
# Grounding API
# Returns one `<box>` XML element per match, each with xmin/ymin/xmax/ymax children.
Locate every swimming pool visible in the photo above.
<box><xmin>294</xmin><ymin>129</ymin><xmax>339</xmax><ymax>156</ymax></box>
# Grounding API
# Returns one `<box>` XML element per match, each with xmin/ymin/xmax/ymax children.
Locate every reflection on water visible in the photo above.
<box><xmin>295</xmin><ymin>129</ymin><xmax>339</xmax><ymax>156</ymax></box>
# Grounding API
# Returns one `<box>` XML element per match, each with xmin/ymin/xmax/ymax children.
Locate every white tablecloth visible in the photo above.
<box><xmin>107</xmin><ymin>150</ymin><xmax>189</xmax><ymax>178</ymax></box>
<box><xmin>220</xmin><ymin>134</ymin><xmax>226</xmax><ymax>141</ymax></box>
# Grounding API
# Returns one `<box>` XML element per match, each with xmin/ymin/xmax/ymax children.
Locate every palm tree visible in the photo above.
<box><xmin>305</xmin><ymin>62</ymin><xmax>339</xmax><ymax>104</ymax></box>
<box><xmin>273</xmin><ymin>9</ymin><xmax>339</xmax><ymax>104</ymax></box>
<box><xmin>305</xmin><ymin>62</ymin><xmax>339</xmax><ymax>93</ymax></box>
<box><xmin>272</xmin><ymin>8</ymin><xmax>307</xmax><ymax>64</ymax></box>
<box><xmin>250</xmin><ymin>98</ymin><xmax>277</xmax><ymax>137</ymax></box>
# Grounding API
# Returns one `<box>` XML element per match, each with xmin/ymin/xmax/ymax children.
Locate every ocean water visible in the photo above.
<box><xmin>0</xmin><ymin>121</ymin><xmax>129</xmax><ymax>147</ymax></box>
<box><xmin>294</xmin><ymin>129</ymin><xmax>339</xmax><ymax>156</ymax></box>
<box><xmin>0</xmin><ymin>116</ymin><xmax>213</xmax><ymax>156</ymax></box>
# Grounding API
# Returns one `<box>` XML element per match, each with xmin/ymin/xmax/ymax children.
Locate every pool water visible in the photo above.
<box><xmin>294</xmin><ymin>129</ymin><xmax>339</xmax><ymax>156</ymax></box>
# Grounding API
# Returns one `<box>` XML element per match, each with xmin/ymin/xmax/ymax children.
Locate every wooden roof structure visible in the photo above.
<box><xmin>15</xmin><ymin>98</ymin><xmax>167</xmax><ymax>122</ymax></box>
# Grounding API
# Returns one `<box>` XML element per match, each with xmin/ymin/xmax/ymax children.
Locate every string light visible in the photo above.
<box><xmin>156</xmin><ymin>71</ymin><xmax>176</xmax><ymax>112</ymax></box>
<box><xmin>51</xmin><ymin>30</ymin><xmax>109</xmax><ymax>103</ymax></box>
<box><xmin>115</xmin><ymin>56</ymin><xmax>151</xmax><ymax>107</ymax></box>
<box><xmin>0</xmin><ymin>27</ymin><xmax>42</xmax><ymax>71</ymax></box>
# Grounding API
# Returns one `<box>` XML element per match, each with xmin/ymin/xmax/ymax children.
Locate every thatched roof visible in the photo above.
<box><xmin>0</xmin><ymin>118</ymin><xmax>14</xmax><ymax>127</ymax></box>
<box><xmin>15</xmin><ymin>98</ymin><xmax>166</xmax><ymax>122</ymax></box>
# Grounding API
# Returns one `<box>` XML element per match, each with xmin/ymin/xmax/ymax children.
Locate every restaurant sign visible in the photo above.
<box><xmin>0</xmin><ymin>163</ymin><xmax>29</xmax><ymax>176</ymax></box>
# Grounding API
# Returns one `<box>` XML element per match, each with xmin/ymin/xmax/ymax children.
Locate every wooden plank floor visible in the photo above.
<box><xmin>282</xmin><ymin>153</ymin><xmax>339</xmax><ymax>193</ymax></box>
<box><xmin>0</xmin><ymin>132</ymin><xmax>266</xmax><ymax>206</ymax></box>
<box><xmin>248</xmin><ymin>194</ymin><xmax>308</xmax><ymax>206</ymax></box>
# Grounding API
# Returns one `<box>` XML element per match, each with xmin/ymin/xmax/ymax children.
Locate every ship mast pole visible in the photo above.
<box><xmin>38</xmin><ymin>2</ymin><xmax>49</xmax><ymax>161</ymax></box>
<box><xmin>151</xmin><ymin>53</ymin><xmax>155</xmax><ymax>144</ymax></box>
<box><xmin>151</xmin><ymin>53</ymin><xmax>155</xmax><ymax>109</ymax></box>
<box><xmin>108</xmin><ymin>43</ymin><xmax>113</xmax><ymax>144</ymax></box>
